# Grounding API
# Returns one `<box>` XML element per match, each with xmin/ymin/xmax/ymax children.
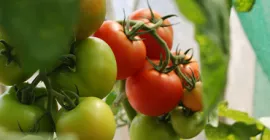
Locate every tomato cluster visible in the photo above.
<box><xmin>0</xmin><ymin>1</ymin><xmax>205</xmax><ymax>140</ymax></box>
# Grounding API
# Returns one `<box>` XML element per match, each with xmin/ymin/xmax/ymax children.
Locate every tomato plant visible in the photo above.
<box><xmin>182</xmin><ymin>81</ymin><xmax>203</xmax><ymax>112</ymax></box>
<box><xmin>129</xmin><ymin>115</ymin><xmax>179</xmax><ymax>140</ymax></box>
<box><xmin>33</xmin><ymin>87</ymin><xmax>59</xmax><ymax>121</ymax></box>
<box><xmin>0</xmin><ymin>31</ymin><xmax>35</xmax><ymax>86</ymax></box>
<box><xmin>75</xmin><ymin>0</ymin><xmax>106</xmax><ymax>40</ymax></box>
<box><xmin>50</xmin><ymin>37</ymin><xmax>117</xmax><ymax>98</ymax></box>
<box><xmin>170</xmin><ymin>107</ymin><xmax>206</xmax><ymax>139</ymax></box>
<box><xmin>129</xmin><ymin>8</ymin><xmax>173</xmax><ymax>60</ymax></box>
<box><xmin>126</xmin><ymin>60</ymin><xmax>183</xmax><ymax>116</ymax></box>
<box><xmin>93</xmin><ymin>20</ymin><xmax>147</xmax><ymax>80</ymax></box>
<box><xmin>0</xmin><ymin>87</ymin><xmax>54</xmax><ymax>134</ymax></box>
<box><xmin>0</xmin><ymin>1</ymin><xmax>265</xmax><ymax>140</ymax></box>
<box><xmin>56</xmin><ymin>97</ymin><xmax>116</xmax><ymax>140</ymax></box>
<box><xmin>171</xmin><ymin>51</ymin><xmax>200</xmax><ymax>87</ymax></box>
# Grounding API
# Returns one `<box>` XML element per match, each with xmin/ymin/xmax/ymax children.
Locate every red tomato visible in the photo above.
<box><xmin>129</xmin><ymin>8</ymin><xmax>173</xmax><ymax>60</ymax></box>
<box><xmin>126</xmin><ymin>60</ymin><xmax>183</xmax><ymax>116</ymax></box>
<box><xmin>171</xmin><ymin>51</ymin><xmax>200</xmax><ymax>87</ymax></box>
<box><xmin>93</xmin><ymin>20</ymin><xmax>146</xmax><ymax>80</ymax></box>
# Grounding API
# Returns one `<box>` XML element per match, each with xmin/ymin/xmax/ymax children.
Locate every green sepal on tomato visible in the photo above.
<box><xmin>170</xmin><ymin>107</ymin><xmax>206</xmax><ymax>139</ymax></box>
<box><xmin>56</xmin><ymin>97</ymin><xmax>116</xmax><ymax>140</ymax></box>
<box><xmin>0</xmin><ymin>30</ymin><xmax>35</xmax><ymax>86</ymax></box>
<box><xmin>0</xmin><ymin>86</ymin><xmax>54</xmax><ymax>135</ymax></box>
<box><xmin>129</xmin><ymin>115</ymin><xmax>179</xmax><ymax>140</ymax></box>
<box><xmin>129</xmin><ymin>8</ymin><xmax>173</xmax><ymax>60</ymax></box>
<box><xmin>49</xmin><ymin>37</ymin><xmax>117</xmax><ymax>98</ymax></box>
<box><xmin>126</xmin><ymin>60</ymin><xmax>183</xmax><ymax>116</ymax></box>
<box><xmin>93</xmin><ymin>20</ymin><xmax>147</xmax><ymax>80</ymax></box>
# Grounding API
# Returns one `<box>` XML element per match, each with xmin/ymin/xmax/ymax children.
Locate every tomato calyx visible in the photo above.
<box><xmin>158</xmin><ymin>113</ymin><xmax>171</xmax><ymax>122</ymax></box>
<box><xmin>56</xmin><ymin>87</ymin><xmax>80</xmax><ymax>111</ymax></box>
<box><xmin>0</xmin><ymin>40</ymin><xmax>19</xmax><ymax>66</ymax></box>
<box><xmin>49</xmin><ymin>54</ymin><xmax>77</xmax><ymax>75</ymax></box>
<box><xmin>171</xmin><ymin>48</ymin><xmax>199</xmax><ymax>91</ymax></box>
<box><xmin>15</xmin><ymin>75</ymin><xmax>43</xmax><ymax>105</ymax></box>
<box><xmin>145</xmin><ymin>0</ymin><xmax>177</xmax><ymax>27</ymax></box>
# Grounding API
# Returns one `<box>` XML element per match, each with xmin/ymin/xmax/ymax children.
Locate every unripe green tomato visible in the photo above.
<box><xmin>129</xmin><ymin>115</ymin><xmax>179</xmax><ymax>140</ymax></box>
<box><xmin>170</xmin><ymin>107</ymin><xmax>206</xmax><ymax>139</ymax></box>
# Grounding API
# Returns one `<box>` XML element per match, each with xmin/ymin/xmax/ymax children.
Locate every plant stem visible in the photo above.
<box><xmin>122</xmin><ymin>98</ymin><xmax>137</xmax><ymax>123</ymax></box>
<box><xmin>41</xmin><ymin>71</ymin><xmax>55</xmax><ymax>125</ymax></box>
<box><xmin>118</xmin><ymin>80</ymin><xmax>137</xmax><ymax>122</ymax></box>
<box><xmin>151</xmin><ymin>30</ymin><xmax>170</xmax><ymax>72</ymax></box>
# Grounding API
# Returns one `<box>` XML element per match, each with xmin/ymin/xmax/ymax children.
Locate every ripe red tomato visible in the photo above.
<box><xmin>93</xmin><ymin>20</ymin><xmax>146</xmax><ymax>80</ymax></box>
<box><xmin>129</xmin><ymin>8</ymin><xmax>173</xmax><ymax>60</ymax></box>
<box><xmin>172</xmin><ymin>51</ymin><xmax>200</xmax><ymax>87</ymax></box>
<box><xmin>182</xmin><ymin>81</ymin><xmax>203</xmax><ymax>112</ymax></box>
<box><xmin>126</xmin><ymin>60</ymin><xmax>183</xmax><ymax>116</ymax></box>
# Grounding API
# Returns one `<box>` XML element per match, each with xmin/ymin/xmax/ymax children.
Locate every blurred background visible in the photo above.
<box><xmin>0</xmin><ymin>0</ymin><xmax>269</xmax><ymax>140</ymax></box>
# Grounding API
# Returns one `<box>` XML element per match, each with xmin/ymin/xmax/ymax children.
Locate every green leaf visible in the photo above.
<box><xmin>0</xmin><ymin>0</ymin><xmax>79</xmax><ymax>73</ymax></box>
<box><xmin>261</xmin><ymin>127</ymin><xmax>270</xmax><ymax>140</ymax></box>
<box><xmin>205</xmin><ymin>122</ymin><xmax>231</xmax><ymax>140</ymax></box>
<box><xmin>234</xmin><ymin>0</ymin><xmax>256</xmax><ymax>12</ymax></box>
<box><xmin>176</xmin><ymin>0</ymin><xmax>230</xmax><ymax>117</ymax></box>
<box><xmin>218</xmin><ymin>101</ymin><xmax>265</xmax><ymax>130</ymax></box>
<box><xmin>175</xmin><ymin>0</ymin><xmax>206</xmax><ymax>24</ymax></box>
<box><xmin>231</xmin><ymin>122</ymin><xmax>261</xmax><ymax>139</ymax></box>
<box><xmin>206</xmin><ymin>122</ymin><xmax>263</xmax><ymax>140</ymax></box>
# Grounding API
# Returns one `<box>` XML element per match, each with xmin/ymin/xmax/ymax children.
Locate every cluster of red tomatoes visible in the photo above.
<box><xmin>0</xmin><ymin>0</ymin><xmax>205</xmax><ymax>139</ymax></box>
<box><xmin>93</xmin><ymin>7</ymin><xmax>205</xmax><ymax>140</ymax></box>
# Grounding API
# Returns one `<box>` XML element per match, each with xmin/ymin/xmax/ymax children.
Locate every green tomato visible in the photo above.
<box><xmin>50</xmin><ymin>37</ymin><xmax>117</xmax><ymax>98</ymax></box>
<box><xmin>0</xmin><ymin>87</ymin><xmax>54</xmax><ymax>134</ymax></box>
<box><xmin>170</xmin><ymin>107</ymin><xmax>206</xmax><ymax>139</ymax></box>
<box><xmin>0</xmin><ymin>31</ymin><xmax>35</xmax><ymax>86</ymax></box>
<box><xmin>129</xmin><ymin>115</ymin><xmax>179</xmax><ymax>140</ymax></box>
<box><xmin>56</xmin><ymin>97</ymin><xmax>116</xmax><ymax>140</ymax></box>
<box><xmin>20</xmin><ymin>135</ymin><xmax>45</xmax><ymax>140</ymax></box>
<box><xmin>33</xmin><ymin>87</ymin><xmax>59</xmax><ymax>122</ymax></box>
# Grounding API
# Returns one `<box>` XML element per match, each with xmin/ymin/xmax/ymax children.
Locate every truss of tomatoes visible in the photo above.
<box><xmin>0</xmin><ymin>2</ymin><xmax>204</xmax><ymax>140</ymax></box>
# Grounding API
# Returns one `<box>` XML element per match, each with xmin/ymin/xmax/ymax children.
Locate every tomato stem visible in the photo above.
<box><xmin>41</xmin><ymin>71</ymin><xmax>56</xmax><ymax>131</ymax></box>
<box><xmin>118</xmin><ymin>80</ymin><xmax>137</xmax><ymax>122</ymax></box>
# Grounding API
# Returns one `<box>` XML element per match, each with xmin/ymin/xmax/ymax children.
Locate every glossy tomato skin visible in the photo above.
<box><xmin>130</xmin><ymin>115</ymin><xmax>179</xmax><ymax>140</ymax></box>
<box><xmin>129</xmin><ymin>9</ymin><xmax>173</xmax><ymax>60</ymax></box>
<box><xmin>50</xmin><ymin>37</ymin><xmax>117</xmax><ymax>98</ymax></box>
<box><xmin>171</xmin><ymin>107</ymin><xmax>206</xmax><ymax>139</ymax></box>
<box><xmin>0</xmin><ymin>32</ymin><xmax>35</xmax><ymax>86</ymax></box>
<box><xmin>56</xmin><ymin>97</ymin><xmax>116</xmax><ymax>140</ymax></box>
<box><xmin>75</xmin><ymin>0</ymin><xmax>106</xmax><ymax>40</ymax></box>
<box><xmin>182</xmin><ymin>81</ymin><xmax>203</xmax><ymax>111</ymax></box>
<box><xmin>93</xmin><ymin>20</ymin><xmax>146</xmax><ymax>80</ymax></box>
<box><xmin>0</xmin><ymin>87</ymin><xmax>54</xmax><ymax>134</ymax></box>
<box><xmin>126</xmin><ymin>61</ymin><xmax>183</xmax><ymax>116</ymax></box>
